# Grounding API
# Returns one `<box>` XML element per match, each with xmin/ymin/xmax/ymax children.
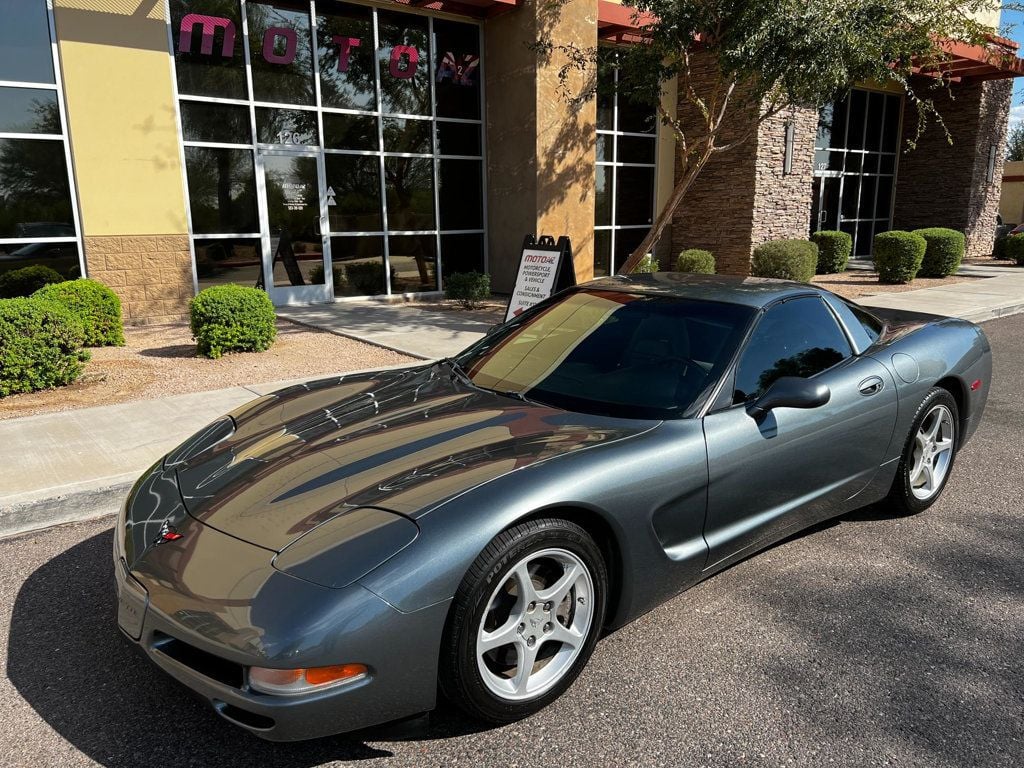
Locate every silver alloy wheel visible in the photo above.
<box><xmin>476</xmin><ymin>548</ymin><xmax>594</xmax><ymax>702</ymax></box>
<box><xmin>909</xmin><ymin>404</ymin><xmax>955</xmax><ymax>500</ymax></box>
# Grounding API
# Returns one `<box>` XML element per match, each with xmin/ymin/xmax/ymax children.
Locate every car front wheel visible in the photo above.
<box><xmin>887</xmin><ymin>387</ymin><xmax>959</xmax><ymax>514</ymax></box>
<box><xmin>439</xmin><ymin>518</ymin><xmax>607</xmax><ymax>724</ymax></box>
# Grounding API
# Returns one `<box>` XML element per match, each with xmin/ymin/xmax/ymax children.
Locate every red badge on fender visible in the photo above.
<box><xmin>155</xmin><ymin>520</ymin><xmax>183</xmax><ymax>544</ymax></box>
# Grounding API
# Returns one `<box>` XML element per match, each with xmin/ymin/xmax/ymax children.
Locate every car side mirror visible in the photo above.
<box><xmin>746</xmin><ymin>376</ymin><xmax>831</xmax><ymax>419</ymax></box>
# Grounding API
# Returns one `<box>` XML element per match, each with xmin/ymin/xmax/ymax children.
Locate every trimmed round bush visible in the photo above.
<box><xmin>445</xmin><ymin>271</ymin><xmax>491</xmax><ymax>309</ymax></box>
<box><xmin>1005</xmin><ymin>233</ymin><xmax>1024</xmax><ymax>265</ymax></box>
<box><xmin>811</xmin><ymin>230</ymin><xmax>852</xmax><ymax>274</ymax></box>
<box><xmin>0</xmin><ymin>265</ymin><xmax>64</xmax><ymax>298</ymax></box>
<box><xmin>33</xmin><ymin>278</ymin><xmax>124</xmax><ymax>347</ymax></box>
<box><xmin>0</xmin><ymin>297</ymin><xmax>88</xmax><ymax>397</ymax></box>
<box><xmin>676</xmin><ymin>249</ymin><xmax>716</xmax><ymax>274</ymax></box>
<box><xmin>913</xmin><ymin>228</ymin><xmax>965</xmax><ymax>278</ymax></box>
<box><xmin>993</xmin><ymin>236</ymin><xmax>1008</xmax><ymax>260</ymax></box>
<box><xmin>873</xmin><ymin>231</ymin><xmax>926</xmax><ymax>284</ymax></box>
<box><xmin>189</xmin><ymin>285</ymin><xmax>276</xmax><ymax>359</ymax></box>
<box><xmin>750</xmin><ymin>240</ymin><xmax>818</xmax><ymax>283</ymax></box>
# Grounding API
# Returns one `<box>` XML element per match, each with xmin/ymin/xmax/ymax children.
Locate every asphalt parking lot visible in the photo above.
<box><xmin>1</xmin><ymin>314</ymin><xmax>1022</xmax><ymax>768</ymax></box>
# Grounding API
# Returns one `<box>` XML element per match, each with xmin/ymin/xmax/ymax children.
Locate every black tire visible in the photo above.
<box><xmin>886</xmin><ymin>387</ymin><xmax>959</xmax><ymax>515</ymax></box>
<box><xmin>439</xmin><ymin>518</ymin><xmax>607</xmax><ymax>724</ymax></box>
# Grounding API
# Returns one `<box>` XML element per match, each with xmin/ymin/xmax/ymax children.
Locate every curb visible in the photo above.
<box><xmin>0</xmin><ymin>479</ymin><xmax>131</xmax><ymax>540</ymax></box>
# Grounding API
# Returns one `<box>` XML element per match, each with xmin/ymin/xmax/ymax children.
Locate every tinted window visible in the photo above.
<box><xmin>183</xmin><ymin>147</ymin><xmax>258</xmax><ymax>234</ymax></box>
<box><xmin>247</xmin><ymin>1</ymin><xmax>315</xmax><ymax>105</ymax></box>
<box><xmin>0</xmin><ymin>138</ymin><xmax>75</xmax><ymax>238</ymax></box>
<box><xmin>457</xmin><ymin>290</ymin><xmax>755</xmax><ymax>419</ymax></box>
<box><xmin>171</xmin><ymin>0</ymin><xmax>247</xmax><ymax>99</ymax></box>
<box><xmin>0</xmin><ymin>1</ymin><xmax>54</xmax><ymax>83</ymax></box>
<box><xmin>823</xmin><ymin>293</ymin><xmax>882</xmax><ymax>350</ymax></box>
<box><xmin>734</xmin><ymin>298</ymin><xmax>853</xmax><ymax>403</ymax></box>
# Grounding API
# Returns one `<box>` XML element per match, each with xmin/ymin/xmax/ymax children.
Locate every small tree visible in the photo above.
<box><xmin>1007</xmin><ymin>122</ymin><xmax>1024</xmax><ymax>162</ymax></box>
<box><xmin>541</xmin><ymin>0</ymin><xmax>1006</xmax><ymax>274</ymax></box>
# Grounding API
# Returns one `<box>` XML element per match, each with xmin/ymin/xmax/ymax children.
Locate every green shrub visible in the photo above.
<box><xmin>1005</xmin><ymin>233</ymin><xmax>1024</xmax><ymax>265</ymax></box>
<box><xmin>675</xmin><ymin>249</ymin><xmax>716</xmax><ymax>274</ymax></box>
<box><xmin>913</xmin><ymin>228</ymin><xmax>965</xmax><ymax>278</ymax></box>
<box><xmin>345</xmin><ymin>261</ymin><xmax>386</xmax><ymax>295</ymax></box>
<box><xmin>445</xmin><ymin>271</ymin><xmax>491</xmax><ymax>309</ymax></box>
<box><xmin>873</xmin><ymin>230</ymin><xmax>926</xmax><ymax>284</ymax></box>
<box><xmin>632</xmin><ymin>253</ymin><xmax>659</xmax><ymax>274</ymax></box>
<box><xmin>0</xmin><ymin>265</ymin><xmax>64</xmax><ymax>298</ymax></box>
<box><xmin>189</xmin><ymin>285</ymin><xmax>276</xmax><ymax>359</ymax></box>
<box><xmin>0</xmin><ymin>297</ymin><xmax>88</xmax><ymax>397</ymax></box>
<box><xmin>309</xmin><ymin>263</ymin><xmax>345</xmax><ymax>291</ymax></box>
<box><xmin>32</xmin><ymin>278</ymin><xmax>124</xmax><ymax>347</ymax></box>
<box><xmin>993</xmin><ymin>236</ymin><xmax>1008</xmax><ymax>260</ymax></box>
<box><xmin>750</xmin><ymin>240</ymin><xmax>818</xmax><ymax>282</ymax></box>
<box><xmin>811</xmin><ymin>230</ymin><xmax>852</xmax><ymax>274</ymax></box>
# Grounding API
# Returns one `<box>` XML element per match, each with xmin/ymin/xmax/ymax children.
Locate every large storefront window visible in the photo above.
<box><xmin>0</xmin><ymin>2</ymin><xmax>82</xmax><ymax>292</ymax></box>
<box><xmin>594</xmin><ymin>50</ymin><xmax>656</xmax><ymax>277</ymax></box>
<box><xmin>812</xmin><ymin>88</ymin><xmax>902</xmax><ymax>258</ymax></box>
<box><xmin>171</xmin><ymin>0</ymin><xmax>485</xmax><ymax>300</ymax></box>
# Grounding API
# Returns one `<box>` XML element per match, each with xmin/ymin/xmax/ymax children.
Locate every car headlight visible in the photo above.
<box><xmin>248</xmin><ymin>664</ymin><xmax>368</xmax><ymax>696</ymax></box>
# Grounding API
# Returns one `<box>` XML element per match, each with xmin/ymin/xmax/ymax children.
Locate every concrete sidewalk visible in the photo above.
<box><xmin>279</xmin><ymin>301</ymin><xmax>496</xmax><ymax>360</ymax></box>
<box><xmin>2</xmin><ymin>274</ymin><xmax>1022</xmax><ymax>539</ymax></box>
<box><xmin>0</xmin><ymin>370</ymin><xmax>406</xmax><ymax>538</ymax></box>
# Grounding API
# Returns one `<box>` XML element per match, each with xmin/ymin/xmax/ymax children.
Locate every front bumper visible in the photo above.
<box><xmin>113</xmin><ymin>468</ymin><xmax>449</xmax><ymax>742</ymax></box>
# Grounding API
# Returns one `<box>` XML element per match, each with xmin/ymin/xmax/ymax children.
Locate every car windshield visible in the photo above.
<box><xmin>455</xmin><ymin>289</ymin><xmax>755</xmax><ymax>419</ymax></box>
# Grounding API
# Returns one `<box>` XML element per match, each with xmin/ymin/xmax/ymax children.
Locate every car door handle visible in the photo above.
<box><xmin>858</xmin><ymin>376</ymin><xmax>884</xmax><ymax>396</ymax></box>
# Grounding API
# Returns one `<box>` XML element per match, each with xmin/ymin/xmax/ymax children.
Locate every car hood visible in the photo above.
<box><xmin>173</xmin><ymin>364</ymin><xmax>656</xmax><ymax>551</ymax></box>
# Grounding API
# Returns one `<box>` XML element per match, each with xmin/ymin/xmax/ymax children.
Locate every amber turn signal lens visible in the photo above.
<box><xmin>305</xmin><ymin>664</ymin><xmax>368</xmax><ymax>686</ymax></box>
<box><xmin>249</xmin><ymin>663</ymin><xmax>369</xmax><ymax>695</ymax></box>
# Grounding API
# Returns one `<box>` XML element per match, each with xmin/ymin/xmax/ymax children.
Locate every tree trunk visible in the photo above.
<box><xmin>616</xmin><ymin>143</ymin><xmax>714</xmax><ymax>275</ymax></box>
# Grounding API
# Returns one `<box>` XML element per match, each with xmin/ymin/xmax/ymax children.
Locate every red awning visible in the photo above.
<box><xmin>914</xmin><ymin>36</ymin><xmax>1024</xmax><ymax>82</ymax></box>
<box><xmin>598</xmin><ymin>0</ymin><xmax>655</xmax><ymax>43</ymax></box>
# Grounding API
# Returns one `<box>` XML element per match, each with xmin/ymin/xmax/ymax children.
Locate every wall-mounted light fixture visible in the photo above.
<box><xmin>987</xmin><ymin>144</ymin><xmax>998</xmax><ymax>184</ymax></box>
<box><xmin>783</xmin><ymin>120</ymin><xmax>795</xmax><ymax>176</ymax></box>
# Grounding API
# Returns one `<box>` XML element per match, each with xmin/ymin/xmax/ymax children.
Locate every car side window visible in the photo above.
<box><xmin>733</xmin><ymin>297</ymin><xmax>854</xmax><ymax>403</ymax></box>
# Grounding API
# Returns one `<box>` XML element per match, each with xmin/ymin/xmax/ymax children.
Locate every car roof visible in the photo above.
<box><xmin>580</xmin><ymin>272</ymin><xmax>822</xmax><ymax>309</ymax></box>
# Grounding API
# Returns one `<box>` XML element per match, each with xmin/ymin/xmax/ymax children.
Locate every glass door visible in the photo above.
<box><xmin>256</xmin><ymin>149</ymin><xmax>332</xmax><ymax>305</ymax></box>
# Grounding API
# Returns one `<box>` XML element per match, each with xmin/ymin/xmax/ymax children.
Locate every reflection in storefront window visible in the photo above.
<box><xmin>184</xmin><ymin>147</ymin><xmax>259</xmax><ymax>235</ymax></box>
<box><xmin>389</xmin><ymin>234</ymin><xmax>436</xmax><ymax>293</ymax></box>
<box><xmin>0</xmin><ymin>2</ymin><xmax>55</xmax><ymax>84</ymax></box>
<box><xmin>194</xmin><ymin>237</ymin><xmax>262</xmax><ymax>290</ymax></box>
<box><xmin>325</xmin><ymin>154</ymin><xmax>382</xmax><ymax>232</ymax></box>
<box><xmin>180</xmin><ymin>101</ymin><xmax>251</xmax><ymax>144</ymax></box>
<box><xmin>318</xmin><ymin>3</ymin><xmax>376</xmax><ymax>111</ymax></box>
<box><xmin>377</xmin><ymin>11</ymin><xmax>430</xmax><ymax>116</ymax></box>
<box><xmin>594</xmin><ymin>49</ymin><xmax>657</xmax><ymax>275</ymax></box>
<box><xmin>384</xmin><ymin>156</ymin><xmax>434</xmax><ymax>230</ymax></box>
<box><xmin>247</xmin><ymin>1</ymin><xmax>315</xmax><ymax>105</ymax></box>
<box><xmin>170</xmin><ymin>0</ymin><xmax>247</xmax><ymax>99</ymax></box>
<box><xmin>0</xmin><ymin>137</ymin><xmax>75</xmax><ymax>239</ymax></box>
<box><xmin>173</xmin><ymin>1</ymin><xmax>485</xmax><ymax>298</ymax></box>
<box><xmin>0</xmin><ymin>4</ymin><xmax>80</xmax><ymax>289</ymax></box>
<box><xmin>331</xmin><ymin>236</ymin><xmax>385</xmax><ymax>296</ymax></box>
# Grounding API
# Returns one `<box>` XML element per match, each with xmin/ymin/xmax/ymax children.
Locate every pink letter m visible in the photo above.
<box><xmin>179</xmin><ymin>14</ymin><xmax>236</xmax><ymax>57</ymax></box>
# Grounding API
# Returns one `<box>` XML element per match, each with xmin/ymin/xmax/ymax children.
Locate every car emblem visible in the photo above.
<box><xmin>154</xmin><ymin>520</ymin><xmax>184</xmax><ymax>545</ymax></box>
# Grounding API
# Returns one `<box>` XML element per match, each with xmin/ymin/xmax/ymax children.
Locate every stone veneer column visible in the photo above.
<box><xmin>84</xmin><ymin>236</ymin><xmax>193</xmax><ymax>325</ymax></box>
<box><xmin>893</xmin><ymin>78</ymin><xmax>1013</xmax><ymax>259</ymax></box>
<box><xmin>54</xmin><ymin>1</ymin><xmax>193</xmax><ymax>324</ymax></box>
<box><xmin>483</xmin><ymin>0</ymin><xmax>597</xmax><ymax>291</ymax></box>
<box><xmin>670</xmin><ymin>54</ymin><xmax>818</xmax><ymax>275</ymax></box>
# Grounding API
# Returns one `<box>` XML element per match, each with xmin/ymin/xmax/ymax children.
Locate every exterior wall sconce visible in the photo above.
<box><xmin>783</xmin><ymin>120</ymin><xmax>795</xmax><ymax>176</ymax></box>
<box><xmin>987</xmin><ymin>144</ymin><xmax>997</xmax><ymax>184</ymax></box>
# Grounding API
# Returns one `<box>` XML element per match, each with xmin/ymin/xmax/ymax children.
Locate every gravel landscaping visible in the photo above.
<box><xmin>0</xmin><ymin>319</ymin><xmax>415</xmax><ymax>421</ymax></box>
<box><xmin>810</xmin><ymin>270</ymin><xmax>984</xmax><ymax>299</ymax></box>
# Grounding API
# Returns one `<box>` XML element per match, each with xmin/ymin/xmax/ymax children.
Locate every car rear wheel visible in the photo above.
<box><xmin>887</xmin><ymin>387</ymin><xmax>959</xmax><ymax>514</ymax></box>
<box><xmin>439</xmin><ymin>518</ymin><xmax>607</xmax><ymax>724</ymax></box>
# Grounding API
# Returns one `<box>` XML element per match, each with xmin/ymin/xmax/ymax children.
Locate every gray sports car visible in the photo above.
<box><xmin>114</xmin><ymin>273</ymin><xmax>991</xmax><ymax>741</ymax></box>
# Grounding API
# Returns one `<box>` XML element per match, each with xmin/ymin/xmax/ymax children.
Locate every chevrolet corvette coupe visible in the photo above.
<box><xmin>114</xmin><ymin>273</ymin><xmax>991</xmax><ymax>741</ymax></box>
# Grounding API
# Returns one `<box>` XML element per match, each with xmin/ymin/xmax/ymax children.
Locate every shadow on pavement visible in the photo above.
<box><xmin>5</xmin><ymin>529</ymin><xmax>481</xmax><ymax>767</ymax></box>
